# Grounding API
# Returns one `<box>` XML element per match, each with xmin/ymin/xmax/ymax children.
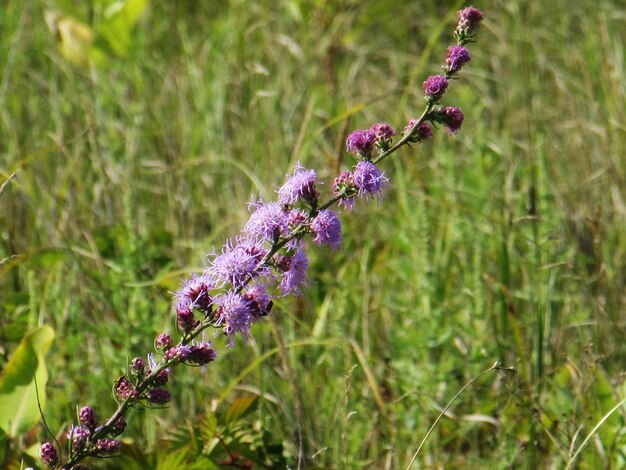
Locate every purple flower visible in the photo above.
<box><xmin>403</xmin><ymin>120</ymin><xmax>433</xmax><ymax>143</ymax></box>
<box><xmin>164</xmin><ymin>345</ymin><xmax>192</xmax><ymax>361</ymax></box>
<box><xmin>444</xmin><ymin>45</ymin><xmax>471</xmax><ymax>74</ymax></box>
<box><xmin>278</xmin><ymin>249</ymin><xmax>308</xmax><ymax>294</ymax></box>
<box><xmin>277</xmin><ymin>163</ymin><xmax>319</xmax><ymax>206</ymax></box>
<box><xmin>111</xmin><ymin>416</ymin><xmax>127</xmax><ymax>436</ymax></box>
<box><xmin>68</xmin><ymin>425</ymin><xmax>90</xmax><ymax>452</ymax></box>
<box><xmin>174</xmin><ymin>274</ymin><xmax>213</xmax><ymax>313</ymax></box>
<box><xmin>176</xmin><ymin>303</ymin><xmax>197</xmax><ymax>333</ymax></box>
<box><xmin>155</xmin><ymin>333</ymin><xmax>173</xmax><ymax>351</ymax></box>
<box><xmin>151</xmin><ymin>368</ymin><xmax>170</xmax><ymax>386</ymax></box>
<box><xmin>423</xmin><ymin>75</ymin><xmax>449</xmax><ymax>101</ymax></box>
<box><xmin>40</xmin><ymin>442</ymin><xmax>58</xmax><ymax>466</ymax></box>
<box><xmin>346</xmin><ymin>129</ymin><xmax>376</xmax><ymax>157</ymax></box>
<box><xmin>95</xmin><ymin>438</ymin><xmax>120</xmax><ymax>455</ymax></box>
<box><xmin>457</xmin><ymin>6</ymin><xmax>484</xmax><ymax>36</ymax></box>
<box><xmin>243</xmin><ymin>201</ymin><xmax>290</xmax><ymax>241</ymax></box>
<box><xmin>429</xmin><ymin>106</ymin><xmax>464</xmax><ymax>135</ymax></box>
<box><xmin>114</xmin><ymin>376</ymin><xmax>138</xmax><ymax>401</ymax></box>
<box><xmin>333</xmin><ymin>171</ymin><xmax>358</xmax><ymax>210</ymax></box>
<box><xmin>215</xmin><ymin>290</ymin><xmax>254</xmax><ymax>342</ymax></box>
<box><xmin>208</xmin><ymin>239</ymin><xmax>268</xmax><ymax>287</ymax></box>
<box><xmin>189</xmin><ymin>343</ymin><xmax>218</xmax><ymax>365</ymax></box>
<box><xmin>130</xmin><ymin>357</ymin><xmax>145</xmax><ymax>376</ymax></box>
<box><xmin>353</xmin><ymin>161</ymin><xmax>388</xmax><ymax>200</ymax></box>
<box><xmin>310</xmin><ymin>210</ymin><xmax>342</xmax><ymax>248</ymax></box>
<box><xmin>369</xmin><ymin>122</ymin><xmax>396</xmax><ymax>150</ymax></box>
<box><xmin>243</xmin><ymin>284</ymin><xmax>272</xmax><ymax>318</ymax></box>
<box><xmin>79</xmin><ymin>406</ymin><xmax>97</xmax><ymax>429</ymax></box>
<box><xmin>146</xmin><ymin>388</ymin><xmax>171</xmax><ymax>405</ymax></box>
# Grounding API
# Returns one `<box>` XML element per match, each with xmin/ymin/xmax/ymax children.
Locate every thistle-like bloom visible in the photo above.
<box><xmin>278</xmin><ymin>163</ymin><xmax>319</xmax><ymax>206</ymax></box>
<box><xmin>346</xmin><ymin>129</ymin><xmax>376</xmax><ymax>158</ymax></box>
<box><xmin>215</xmin><ymin>290</ymin><xmax>254</xmax><ymax>342</ymax></box>
<box><xmin>423</xmin><ymin>75</ymin><xmax>449</xmax><ymax>101</ymax></box>
<box><xmin>129</xmin><ymin>357</ymin><xmax>145</xmax><ymax>377</ymax></box>
<box><xmin>79</xmin><ymin>406</ymin><xmax>97</xmax><ymax>429</ymax></box>
<box><xmin>174</xmin><ymin>274</ymin><xmax>213</xmax><ymax>313</ymax></box>
<box><xmin>114</xmin><ymin>376</ymin><xmax>137</xmax><ymax>401</ymax></box>
<box><xmin>95</xmin><ymin>438</ymin><xmax>120</xmax><ymax>455</ymax></box>
<box><xmin>455</xmin><ymin>6</ymin><xmax>484</xmax><ymax>43</ymax></box>
<box><xmin>146</xmin><ymin>388</ymin><xmax>171</xmax><ymax>405</ymax></box>
<box><xmin>155</xmin><ymin>333</ymin><xmax>173</xmax><ymax>351</ymax></box>
<box><xmin>40</xmin><ymin>442</ymin><xmax>58</xmax><ymax>467</ymax></box>
<box><xmin>403</xmin><ymin>120</ymin><xmax>433</xmax><ymax>143</ymax></box>
<box><xmin>209</xmin><ymin>239</ymin><xmax>268</xmax><ymax>287</ymax></box>
<box><xmin>444</xmin><ymin>45</ymin><xmax>471</xmax><ymax>75</ymax></box>
<box><xmin>243</xmin><ymin>284</ymin><xmax>272</xmax><ymax>318</ymax></box>
<box><xmin>310</xmin><ymin>209</ymin><xmax>342</xmax><ymax>248</ymax></box>
<box><xmin>429</xmin><ymin>106</ymin><xmax>464</xmax><ymax>134</ymax></box>
<box><xmin>353</xmin><ymin>161</ymin><xmax>388</xmax><ymax>200</ymax></box>
<box><xmin>243</xmin><ymin>201</ymin><xmax>290</xmax><ymax>241</ymax></box>
<box><xmin>278</xmin><ymin>249</ymin><xmax>308</xmax><ymax>294</ymax></box>
<box><xmin>333</xmin><ymin>171</ymin><xmax>358</xmax><ymax>210</ymax></box>
<box><xmin>164</xmin><ymin>345</ymin><xmax>192</xmax><ymax>361</ymax></box>
<box><xmin>370</xmin><ymin>122</ymin><xmax>396</xmax><ymax>150</ymax></box>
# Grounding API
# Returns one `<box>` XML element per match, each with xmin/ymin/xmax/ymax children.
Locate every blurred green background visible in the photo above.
<box><xmin>1</xmin><ymin>0</ymin><xmax>625</xmax><ymax>468</ymax></box>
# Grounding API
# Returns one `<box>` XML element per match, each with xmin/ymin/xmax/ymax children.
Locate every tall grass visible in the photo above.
<box><xmin>1</xmin><ymin>0</ymin><xmax>625</xmax><ymax>468</ymax></box>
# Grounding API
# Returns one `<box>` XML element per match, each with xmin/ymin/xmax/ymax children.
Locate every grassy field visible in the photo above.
<box><xmin>1</xmin><ymin>0</ymin><xmax>625</xmax><ymax>468</ymax></box>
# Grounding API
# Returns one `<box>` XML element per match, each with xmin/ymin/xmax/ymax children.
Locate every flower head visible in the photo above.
<box><xmin>215</xmin><ymin>290</ymin><xmax>254</xmax><ymax>343</ymax></box>
<box><xmin>243</xmin><ymin>201</ymin><xmax>290</xmax><ymax>241</ymax></box>
<box><xmin>155</xmin><ymin>333</ymin><xmax>173</xmax><ymax>351</ymax></box>
<box><xmin>310</xmin><ymin>209</ymin><xmax>342</xmax><ymax>248</ymax></box>
<box><xmin>40</xmin><ymin>442</ymin><xmax>58</xmax><ymax>467</ymax></box>
<box><xmin>346</xmin><ymin>129</ymin><xmax>376</xmax><ymax>158</ymax></box>
<box><xmin>79</xmin><ymin>406</ymin><xmax>97</xmax><ymax>429</ymax></box>
<box><xmin>423</xmin><ymin>75</ymin><xmax>449</xmax><ymax>101</ymax></box>
<box><xmin>429</xmin><ymin>106</ymin><xmax>464</xmax><ymax>135</ymax></box>
<box><xmin>114</xmin><ymin>376</ymin><xmax>138</xmax><ymax>401</ymax></box>
<box><xmin>111</xmin><ymin>416</ymin><xmax>127</xmax><ymax>436</ymax></box>
<box><xmin>403</xmin><ymin>120</ymin><xmax>433</xmax><ymax>143</ymax></box>
<box><xmin>208</xmin><ymin>239</ymin><xmax>268</xmax><ymax>287</ymax></box>
<box><xmin>68</xmin><ymin>425</ymin><xmax>90</xmax><ymax>452</ymax></box>
<box><xmin>353</xmin><ymin>161</ymin><xmax>388</xmax><ymax>200</ymax></box>
<box><xmin>243</xmin><ymin>284</ymin><xmax>272</xmax><ymax>318</ymax></box>
<box><xmin>174</xmin><ymin>274</ymin><xmax>213</xmax><ymax>314</ymax></box>
<box><xmin>129</xmin><ymin>357</ymin><xmax>145</xmax><ymax>377</ymax></box>
<box><xmin>278</xmin><ymin>249</ymin><xmax>308</xmax><ymax>294</ymax></box>
<box><xmin>95</xmin><ymin>438</ymin><xmax>120</xmax><ymax>455</ymax></box>
<box><xmin>278</xmin><ymin>163</ymin><xmax>319</xmax><ymax>206</ymax></box>
<box><xmin>333</xmin><ymin>171</ymin><xmax>358</xmax><ymax>210</ymax></box>
<box><xmin>455</xmin><ymin>6</ymin><xmax>484</xmax><ymax>42</ymax></box>
<box><xmin>369</xmin><ymin>122</ymin><xmax>396</xmax><ymax>150</ymax></box>
<box><xmin>444</xmin><ymin>45</ymin><xmax>471</xmax><ymax>75</ymax></box>
<box><xmin>146</xmin><ymin>388</ymin><xmax>171</xmax><ymax>405</ymax></box>
<box><xmin>189</xmin><ymin>343</ymin><xmax>218</xmax><ymax>365</ymax></box>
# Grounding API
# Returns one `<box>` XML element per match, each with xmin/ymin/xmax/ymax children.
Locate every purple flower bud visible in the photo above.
<box><xmin>444</xmin><ymin>45</ymin><xmax>471</xmax><ymax>74</ymax></box>
<box><xmin>310</xmin><ymin>210</ymin><xmax>342</xmax><ymax>248</ymax></box>
<box><xmin>353</xmin><ymin>161</ymin><xmax>388</xmax><ymax>200</ymax></box>
<box><xmin>68</xmin><ymin>425</ymin><xmax>90</xmax><ymax>452</ymax></box>
<box><xmin>346</xmin><ymin>129</ymin><xmax>376</xmax><ymax>157</ymax></box>
<box><xmin>165</xmin><ymin>345</ymin><xmax>192</xmax><ymax>361</ymax></box>
<box><xmin>40</xmin><ymin>442</ymin><xmax>58</xmax><ymax>466</ymax></box>
<box><xmin>111</xmin><ymin>416</ymin><xmax>127</xmax><ymax>436</ymax></box>
<box><xmin>176</xmin><ymin>304</ymin><xmax>197</xmax><ymax>333</ymax></box>
<box><xmin>277</xmin><ymin>163</ymin><xmax>319</xmax><ymax>206</ymax></box>
<box><xmin>95</xmin><ymin>438</ymin><xmax>120</xmax><ymax>455</ymax></box>
<box><xmin>129</xmin><ymin>357</ymin><xmax>146</xmax><ymax>376</ymax></box>
<box><xmin>403</xmin><ymin>120</ymin><xmax>433</xmax><ymax>143</ymax></box>
<box><xmin>429</xmin><ymin>106</ymin><xmax>464</xmax><ymax>135</ymax></box>
<box><xmin>333</xmin><ymin>171</ymin><xmax>357</xmax><ymax>210</ymax></box>
<box><xmin>155</xmin><ymin>333</ymin><xmax>173</xmax><ymax>351</ymax></box>
<box><xmin>146</xmin><ymin>388</ymin><xmax>171</xmax><ymax>405</ymax></box>
<box><xmin>457</xmin><ymin>6</ymin><xmax>484</xmax><ymax>36</ymax></box>
<box><xmin>278</xmin><ymin>249</ymin><xmax>308</xmax><ymax>294</ymax></box>
<box><xmin>369</xmin><ymin>122</ymin><xmax>396</xmax><ymax>150</ymax></box>
<box><xmin>79</xmin><ymin>406</ymin><xmax>97</xmax><ymax>429</ymax></box>
<box><xmin>423</xmin><ymin>75</ymin><xmax>449</xmax><ymax>101</ymax></box>
<box><xmin>151</xmin><ymin>368</ymin><xmax>170</xmax><ymax>386</ymax></box>
<box><xmin>114</xmin><ymin>376</ymin><xmax>137</xmax><ymax>401</ymax></box>
<box><xmin>189</xmin><ymin>343</ymin><xmax>218</xmax><ymax>365</ymax></box>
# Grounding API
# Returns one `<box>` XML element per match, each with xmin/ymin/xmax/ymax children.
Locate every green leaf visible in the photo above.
<box><xmin>96</xmin><ymin>0</ymin><xmax>148</xmax><ymax>57</ymax></box>
<box><xmin>223</xmin><ymin>396</ymin><xmax>258</xmax><ymax>426</ymax></box>
<box><xmin>0</xmin><ymin>326</ymin><xmax>55</xmax><ymax>437</ymax></box>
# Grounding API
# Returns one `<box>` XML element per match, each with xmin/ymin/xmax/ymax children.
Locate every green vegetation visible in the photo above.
<box><xmin>1</xmin><ymin>0</ymin><xmax>625</xmax><ymax>468</ymax></box>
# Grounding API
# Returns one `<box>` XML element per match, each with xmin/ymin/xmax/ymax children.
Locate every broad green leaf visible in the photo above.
<box><xmin>97</xmin><ymin>0</ymin><xmax>148</xmax><ymax>57</ymax></box>
<box><xmin>224</xmin><ymin>396</ymin><xmax>258</xmax><ymax>426</ymax></box>
<box><xmin>0</xmin><ymin>326</ymin><xmax>55</xmax><ymax>437</ymax></box>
